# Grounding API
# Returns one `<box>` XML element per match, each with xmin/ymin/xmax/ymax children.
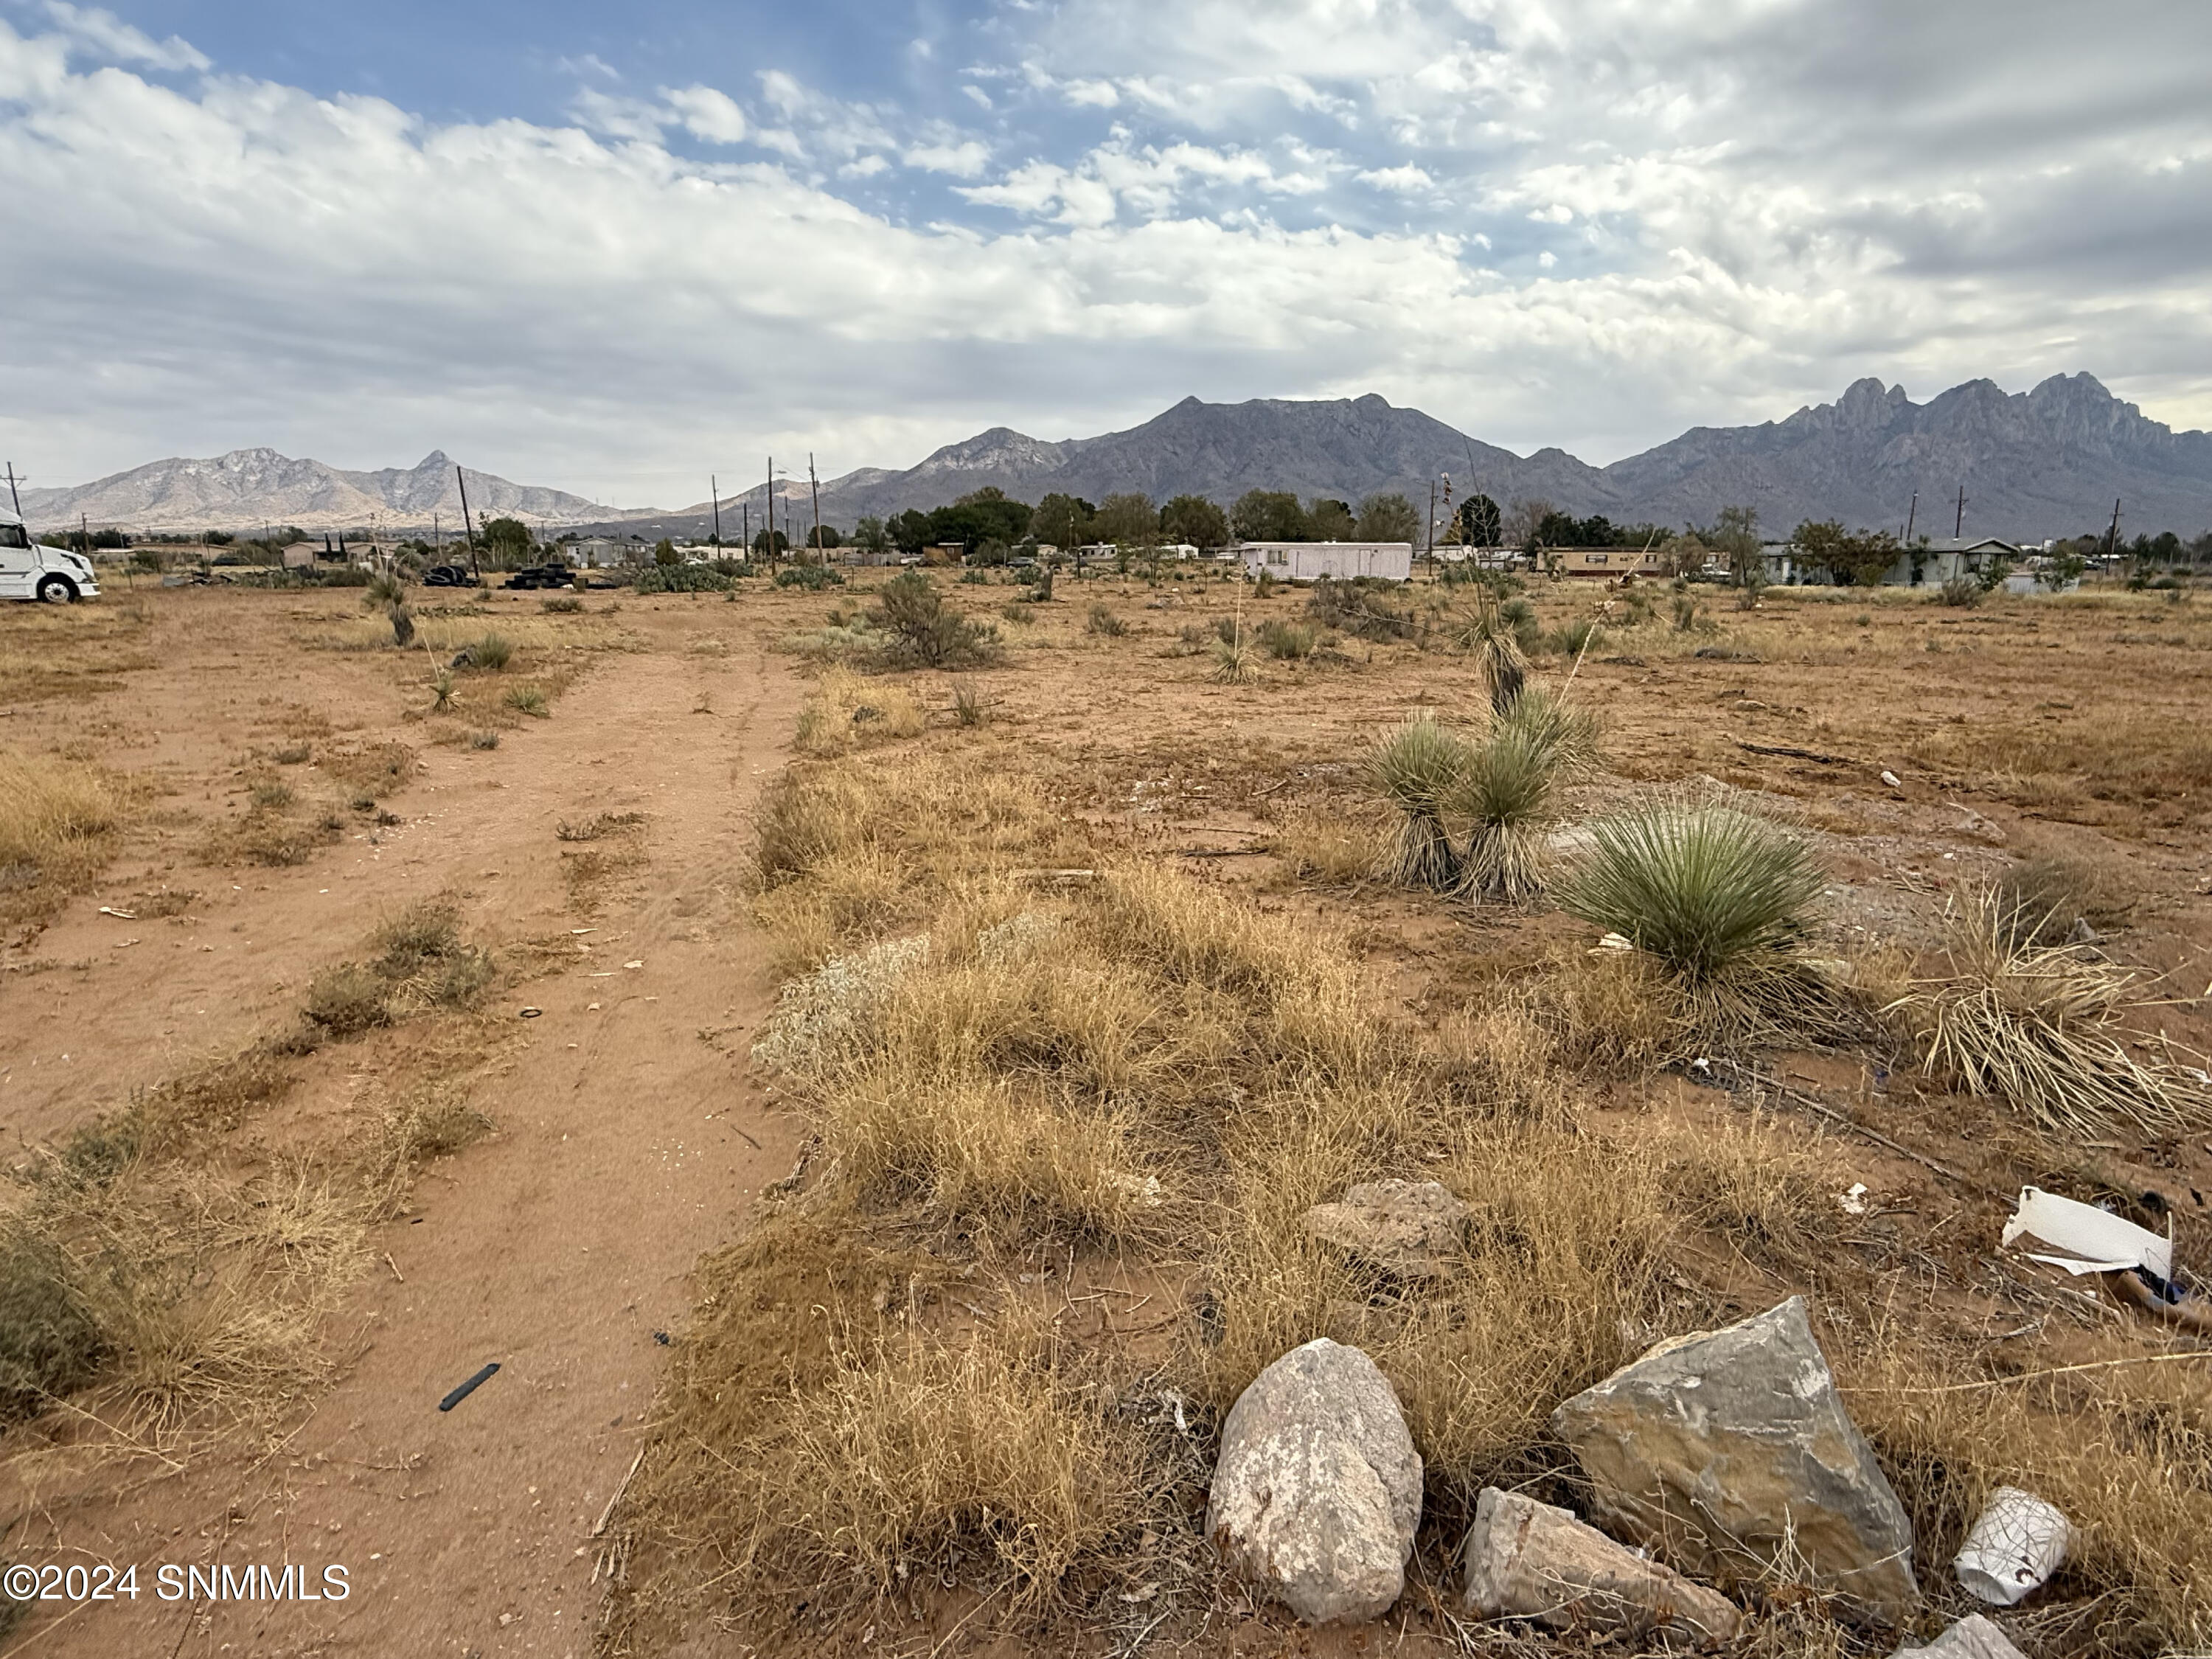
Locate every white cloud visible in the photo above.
<box><xmin>1063</xmin><ymin>78</ymin><xmax>1119</xmax><ymax>108</ymax></box>
<box><xmin>663</xmin><ymin>85</ymin><xmax>747</xmax><ymax>145</ymax></box>
<box><xmin>42</xmin><ymin>2</ymin><xmax>205</xmax><ymax>72</ymax></box>
<box><xmin>1357</xmin><ymin>164</ymin><xmax>1434</xmax><ymax>194</ymax></box>
<box><xmin>904</xmin><ymin>139</ymin><xmax>990</xmax><ymax>178</ymax></box>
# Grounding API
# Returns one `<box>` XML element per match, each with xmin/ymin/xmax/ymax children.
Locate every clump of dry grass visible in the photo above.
<box><xmin>793</xmin><ymin>667</ymin><xmax>925</xmax><ymax>757</ymax></box>
<box><xmin>303</xmin><ymin>902</ymin><xmax>493</xmax><ymax>1037</ymax></box>
<box><xmin>1272</xmin><ymin>801</ymin><xmax>1383</xmax><ymax>886</ymax></box>
<box><xmin>0</xmin><ymin>749</ymin><xmax>128</xmax><ymax>911</ymax></box>
<box><xmin>1893</xmin><ymin>886</ymin><xmax>2212</xmax><ymax>1138</ymax></box>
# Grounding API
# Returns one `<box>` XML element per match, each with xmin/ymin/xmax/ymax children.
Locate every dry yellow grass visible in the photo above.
<box><xmin>0</xmin><ymin>748</ymin><xmax>129</xmax><ymax>913</ymax></box>
<box><xmin>793</xmin><ymin>666</ymin><xmax>925</xmax><ymax>756</ymax></box>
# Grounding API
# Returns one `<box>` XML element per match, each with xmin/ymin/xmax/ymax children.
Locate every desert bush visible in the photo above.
<box><xmin>636</xmin><ymin>563</ymin><xmax>734</xmax><ymax>594</ymax></box>
<box><xmin>1671</xmin><ymin>593</ymin><xmax>1700</xmax><ymax>632</ymax></box>
<box><xmin>1992</xmin><ymin>851</ymin><xmax>2129</xmax><ymax>944</ymax></box>
<box><xmin>1367</xmin><ymin>714</ymin><xmax>1467</xmax><ymax>889</ymax></box>
<box><xmin>1557</xmin><ymin>797</ymin><xmax>1823</xmax><ymax>984</ymax></box>
<box><xmin>1256</xmin><ymin>619</ymin><xmax>1316</xmax><ymax>659</ymax></box>
<box><xmin>950</xmin><ymin>678</ymin><xmax>986</xmax><ymax>728</ymax></box>
<box><xmin>467</xmin><ymin>729</ymin><xmax>499</xmax><ymax>750</ymax></box>
<box><xmin>1308</xmin><ymin>578</ymin><xmax>1417</xmax><ymax>641</ymax></box>
<box><xmin>302</xmin><ymin>962</ymin><xmax>393</xmax><ymax>1036</ymax></box>
<box><xmin>1085</xmin><ymin>602</ymin><xmax>1127</xmax><ymax>637</ymax></box>
<box><xmin>503</xmin><ymin>684</ymin><xmax>549</xmax><ymax>717</ymax></box>
<box><xmin>557</xmin><ymin>810</ymin><xmax>645</xmax><ymax>842</ymax></box>
<box><xmin>0</xmin><ymin>1227</ymin><xmax>107</xmax><ymax>1421</ymax></box>
<box><xmin>541</xmin><ymin>594</ymin><xmax>583</xmax><ymax>613</ymax></box>
<box><xmin>0</xmin><ymin>751</ymin><xmax>124</xmax><ymax>902</ymax></box>
<box><xmin>773</xmin><ymin>564</ymin><xmax>843</xmax><ymax>591</ymax></box>
<box><xmin>467</xmin><ymin>631</ymin><xmax>513</xmax><ymax>671</ymax></box>
<box><xmin>869</xmin><ymin>571</ymin><xmax>998</xmax><ymax>668</ymax></box>
<box><xmin>1545</xmin><ymin>617</ymin><xmax>1601</xmax><ymax>657</ymax></box>
<box><xmin>250</xmin><ymin>779</ymin><xmax>295</xmax><ymax>810</ymax></box>
<box><xmin>1938</xmin><ymin>574</ymin><xmax>1983</xmax><ymax>608</ymax></box>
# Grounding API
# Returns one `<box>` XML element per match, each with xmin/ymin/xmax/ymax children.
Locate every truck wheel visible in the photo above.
<box><xmin>37</xmin><ymin>576</ymin><xmax>78</xmax><ymax>604</ymax></box>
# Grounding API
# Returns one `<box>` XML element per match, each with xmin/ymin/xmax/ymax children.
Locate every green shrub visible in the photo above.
<box><xmin>869</xmin><ymin>572</ymin><xmax>998</xmax><ymax>669</ymax></box>
<box><xmin>504</xmin><ymin>685</ymin><xmax>549</xmax><ymax>717</ymax></box>
<box><xmin>1085</xmin><ymin>602</ymin><xmax>1127</xmax><ymax>638</ymax></box>
<box><xmin>468</xmin><ymin>632</ymin><xmax>513</xmax><ymax>671</ymax></box>
<box><xmin>637</xmin><ymin>563</ymin><xmax>735</xmax><ymax>594</ymax></box>
<box><xmin>1256</xmin><ymin>619</ymin><xmax>1317</xmax><ymax>660</ymax></box>
<box><xmin>542</xmin><ymin>595</ymin><xmax>583</xmax><ymax>613</ymax></box>
<box><xmin>1368</xmin><ymin>714</ymin><xmax>1468</xmax><ymax>888</ymax></box>
<box><xmin>467</xmin><ymin>729</ymin><xmax>499</xmax><ymax>751</ymax></box>
<box><xmin>0</xmin><ymin>1230</ymin><xmax>105</xmax><ymax>1422</ymax></box>
<box><xmin>774</xmin><ymin>564</ymin><xmax>844</xmax><ymax>591</ymax></box>
<box><xmin>1557</xmin><ymin>799</ymin><xmax>1823</xmax><ymax>983</ymax></box>
<box><xmin>302</xmin><ymin>962</ymin><xmax>394</xmax><ymax>1035</ymax></box>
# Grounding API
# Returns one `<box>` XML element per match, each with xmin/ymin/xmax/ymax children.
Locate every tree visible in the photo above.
<box><xmin>1454</xmin><ymin>493</ymin><xmax>1502</xmax><ymax>547</ymax></box>
<box><xmin>751</xmin><ymin>528</ymin><xmax>790</xmax><ymax>557</ymax></box>
<box><xmin>1503</xmin><ymin>497</ymin><xmax>1556</xmax><ymax>551</ymax></box>
<box><xmin>868</xmin><ymin>570</ymin><xmax>997</xmax><ymax>667</ymax></box>
<box><xmin>887</xmin><ymin>509</ymin><xmax>933</xmax><ymax>555</ymax></box>
<box><xmin>1792</xmin><ymin>519</ymin><xmax>1899</xmax><ymax>587</ymax></box>
<box><xmin>1231</xmin><ymin>490</ymin><xmax>1308</xmax><ymax>542</ymax></box>
<box><xmin>1700</xmin><ymin>504</ymin><xmax>1763</xmax><ymax>597</ymax></box>
<box><xmin>925</xmin><ymin>488</ymin><xmax>1032</xmax><ymax>554</ymax></box>
<box><xmin>1307</xmin><ymin>498</ymin><xmax>1356</xmax><ymax>540</ymax></box>
<box><xmin>805</xmin><ymin>524</ymin><xmax>842</xmax><ymax>550</ymax></box>
<box><xmin>1092</xmin><ymin>492</ymin><xmax>1159</xmax><ymax>548</ymax></box>
<box><xmin>1160</xmin><ymin>494</ymin><xmax>1229</xmax><ymax>550</ymax></box>
<box><xmin>1034</xmin><ymin>493</ymin><xmax>1096</xmax><ymax>552</ymax></box>
<box><xmin>852</xmin><ymin>515</ymin><xmax>888</xmax><ymax>554</ymax></box>
<box><xmin>1354</xmin><ymin>493</ymin><xmax>1419</xmax><ymax>544</ymax></box>
<box><xmin>483</xmin><ymin>516</ymin><xmax>533</xmax><ymax>564</ymax></box>
<box><xmin>654</xmin><ymin>539</ymin><xmax>680</xmax><ymax>566</ymax></box>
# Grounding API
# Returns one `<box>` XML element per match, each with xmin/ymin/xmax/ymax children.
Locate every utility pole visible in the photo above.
<box><xmin>711</xmin><ymin>476</ymin><xmax>722</xmax><ymax>549</ymax></box>
<box><xmin>765</xmin><ymin>456</ymin><xmax>776</xmax><ymax>571</ymax></box>
<box><xmin>1425</xmin><ymin>479</ymin><xmax>1436</xmax><ymax>569</ymax></box>
<box><xmin>2105</xmin><ymin>498</ymin><xmax>2123</xmax><ymax>563</ymax></box>
<box><xmin>808</xmin><ymin>453</ymin><xmax>823</xmax><ymax>562</ymax></box>
<box><xmin>1905</xmin><ymin>491</ymin><xmax>1917</xmax><ymax>543</ymax></box>
<box><xmin>1954</xmin><ymin>484</ymin><xmax>1966</xmax><ymax>539</ymax></box>
<box><xmin>3</xmin><ymin>462</ymin><xmax>21</xmax><ymax>518</ymax></box>
<box><xmin>434</xmin><ymin>512</ymin><xmax>441</xmax><ymax>554</ymax></box>
<box><xmin>80</xmin><ymin>512</ymin><xmax>89</xmax><ymax>554</ymax></box>
<box><xmin>741</xmin><ymin>501</ymin><xmax>750</xmax><ymax>560</ymax></box>
<box><xmin>456</xmin><ymin>465</ymin><xmax>480</xmax><ymax>580</ymax></box>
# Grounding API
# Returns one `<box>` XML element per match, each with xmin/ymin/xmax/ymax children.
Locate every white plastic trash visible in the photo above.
<box><xmin>1953</xmin><ymin>1486</ymin><xmax>2072</xmax><ymax>1606</ymax></box>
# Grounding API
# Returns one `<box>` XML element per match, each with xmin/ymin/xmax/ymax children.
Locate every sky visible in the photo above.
<box><xmin>2</xmin><ymin>0</ymin><xmax>2208</xmax><ymax>506</ymax></box>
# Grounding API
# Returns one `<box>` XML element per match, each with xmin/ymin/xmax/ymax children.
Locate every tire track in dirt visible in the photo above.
<box><xmin>21</xmin><ymin>630</ymin><xmax>803</xmax><ymax>1658</ymax></box>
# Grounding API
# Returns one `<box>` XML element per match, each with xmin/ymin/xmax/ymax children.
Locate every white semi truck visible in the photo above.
<box><xmin>0</xmin><ymin>513</ymin><xmax>98</xmax><ymax>602</ymax></box>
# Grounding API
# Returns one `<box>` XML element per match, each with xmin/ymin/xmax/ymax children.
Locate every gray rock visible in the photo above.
<box><xmin>1206</xmin><ymin>1338</ymin><xmax>1422</xmax><ymax>1624</ymax></box>
<box><xmin>1550</xmin><ymin>1296</ymin><xmax>1918</xmax><ymax>1616</ymax></box>
<box><xmin>1303</xmin><ymin>1180</ymin><xmax>1470</xmax><ymax>1279</ymax></box>
<box><xmin>1892</xmin><ymin>1613</ymin><xmax>2027</xmax><ymax>1659</ymax></box>
<box><xmin>1462</xmin><ymin>1486</ymin><xmax>1742</xmax><ymax>1643</ymax></box>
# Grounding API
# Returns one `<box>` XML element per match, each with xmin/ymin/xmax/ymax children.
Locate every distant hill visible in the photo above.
<box><xmin>16</xmin><ymin>448</ymin><xmax>613</xmax><ymax>532</ymax></box>
<box><xmin>26</xmin><ymin>375</ymin><xmax>2211</xmax><ymax>543</ymax></box>
<box><xmin>638</xmin><ymin>375</ymin><xmax>2212</xmax><ymax>545</ymax></box>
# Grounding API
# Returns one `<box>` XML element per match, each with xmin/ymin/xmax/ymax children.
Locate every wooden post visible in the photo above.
<box><xmin>2105</xmin><ymin>498</ymin><xmax>2122</xmax><ymax>563</ymax></box>
<box><xmin>711</xmin><ymin>476</ymin><xmax>721</xmax><ymax>549</ymax></box>
<box><xmin>765</xmin><ymin>456</ymin><xmax>776</xmax><ymax>571</ymax></box>
<box><xmin>1905</xmin><ymin>492</ymin><xmax>1916</xmax><ymax>543</ymax></box>
<box><xmin>809</xmin><ymin>453</ymin><xmax>822</xmax><ymax>563</ymax></box>
<box><xmin>456</xmin><ymin>465</ymin><xmax>480</xmax><ymax>580</ymax></box>
<box><xmin>742</xmin><ymin>501</ymin><xmax>749</xmax><ymax>561</ymax></box>
<box><xmin>1954</xmin><ymin>484</ymin><xmax>1966</xmax><ymax>538</ymax></box>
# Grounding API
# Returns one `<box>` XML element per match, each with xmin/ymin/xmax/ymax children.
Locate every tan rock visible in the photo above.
<box><xmin>1302</xmin><ymin>1179</ymin><xmax>1469</xmax><ymax>1278</ymax></box>
<box><xmin>1462</xmin><ymin>1486</ymin><xmax>1742</xmax><ymax>1644</ymax></box>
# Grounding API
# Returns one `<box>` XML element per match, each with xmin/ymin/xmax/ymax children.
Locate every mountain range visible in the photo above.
<box><xmin>21</xmin><ymin>375</ymin><xmax>2211</xmax><ymax>542</ymax></box>
<box><xmin>15</xmin><ymin>449</ymin><xmax>605</xmax><ymax>533</ymax></box>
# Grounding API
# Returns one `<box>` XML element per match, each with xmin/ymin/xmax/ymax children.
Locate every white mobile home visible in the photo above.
<box><xmin>1239</xmin><ymin>541</ymin><xmax>1413</xmax><ymax>582</ymax></box>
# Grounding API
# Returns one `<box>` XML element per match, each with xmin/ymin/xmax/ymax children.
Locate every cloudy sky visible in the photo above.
<box><xmin>2</xmin><ymin>0</ymin><xmax>2208</xmax><ymax>504</ymax></box>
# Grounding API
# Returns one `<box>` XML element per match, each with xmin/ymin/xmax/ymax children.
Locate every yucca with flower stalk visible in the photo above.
<box><xmin>1450</xmin><ymin>687</ymin><xmax>1596</xmax><ymax>901</ymax></box>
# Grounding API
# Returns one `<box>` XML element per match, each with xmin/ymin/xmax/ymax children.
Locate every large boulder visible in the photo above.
<box><xmin>1302</xmin><ymin>1180</ymin><xmax>1470</xmax><ymax>1279</ymax></box>
<box><xmin>1206</xmin><ymin>1338</ymin><xmax>1422</xmax><ymax>1623</ymax></box>
<box><xmin>1462</xmin><ymin>1486</ymin><xmax>1742</xmax><ymax>1644</ymax></box>
<box><xmin>1549</xmin><ymin>1296</ymin><xmax>1918</xmax><ymax>1616</ymax></box>
<box><xmin>1892</xmin><ymin>1615</ymin><xmax>2026</xmax><ymax>1659</ymax></box>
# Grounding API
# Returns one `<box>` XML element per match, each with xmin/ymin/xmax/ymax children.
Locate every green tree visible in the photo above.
<box><xmin>1454</xmin><ymin>493</ymin><xmax>1502</xmax><ymax>546</ymax></box>
<box><xmin>482</xmin><ymin>516</ymin><xmax>533</xmax><ymax>565</ymax></box>
<box><xmin>925</xmin><ymin>487</ymin><xmax>1032</xmax><ymax>553</ymax></box>
<box><xmin>887</xmin><ymin>509</ymin><xmax>933</xmax><ymax>554</ymax></box>
<box><xmin>654</xmin><ymin>538</ymin><xmax>679</xmax><ymax>566</ymax></box>
<box><xmin>1792</xmin><ymin>519</ymin><xmax>1900</xmax><ymax>586</ymax></box>
<box><xmin>751</xmin><ymin>528</ymin><xmax>790</xmax><ymax>557</ymax></box>
<box><xmin>1231</xmin><ymin>490</ymin><xmax>1309</xmax><ymax>542</ymax></box>
<box><xmin>1354</xmin><ymin>493</ymin><xmax>1419</xmax><ymax>543</ymax></box>
<box><xmin>852</xmin><ymin>515</ymin><xmax>888</xmax><ymax>554</ymax></box>
<box><xmin>1034</xmin><ymin>493</ymin><xmax>1096</xmax><ymax>552</ymax></box>
<box><xmin>805</xmin><ymin>524</ymin><xmax>842</xmax><ymax>550</ymax></box>
<box><xmin>1092</xmin><ymin>492</ymin><xmax>1159</xmax><ymax>548</ymax></box>
<box><xmin>1703</xmin><ymin>504</ymin><xmax>1763</xmax><ymax>596</ymax></box>
<box><xmin>1160</xmin><ymin>494</ymin><xmax>1229</xmax><ymax>550</ymax></box>
<box><xmin>1307</xmin><ymin>498</ymin><xmax>1356</xmax><ymax>540</ymax></box>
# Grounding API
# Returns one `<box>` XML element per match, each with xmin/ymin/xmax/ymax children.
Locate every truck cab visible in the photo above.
<box><xmin>0</xmin><ymin>515</ymin><xmax>99</xmax><ymax>602</ymax></box>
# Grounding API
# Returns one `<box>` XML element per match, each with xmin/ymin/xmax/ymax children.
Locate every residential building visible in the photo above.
<box><xmin>1239</xmin><ymin>541</ymin><xmax>1413</xmax><ymax>582</ymax></box>
<box><xmin>1552</xmin><ymin>545</ymin><xmax>1665</xmax><ymax>580</ymax></box>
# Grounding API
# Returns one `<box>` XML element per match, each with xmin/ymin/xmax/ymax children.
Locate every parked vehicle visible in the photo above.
<box><xmin>0</xmin><ymin>515</ymin><xmax>99</xmax><ymax>602</ymax></box>
<box><xmin>501</xmin><ymin>563</ymin><xmax>574</xmax><ymax>591</ymax></box>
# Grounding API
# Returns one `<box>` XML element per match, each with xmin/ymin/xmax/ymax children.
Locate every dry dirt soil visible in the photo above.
<box><xmin>2</xmin><ymin>570</ymin><xmax>2211</xmax><ymax>1658</ymax></box>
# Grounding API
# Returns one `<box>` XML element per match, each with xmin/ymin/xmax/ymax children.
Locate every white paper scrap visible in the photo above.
<box><xmin>2001</xmin><ymin>1186</ymin><xmax>2171</xmax><ymax>1282</ymax></box>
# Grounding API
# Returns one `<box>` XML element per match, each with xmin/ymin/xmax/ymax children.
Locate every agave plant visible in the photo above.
<box><xmin>1366</xmin><ymin>714</ymin><xmax>1469</xmax><ymax>888</ymax></box>
<box><xmin>1556</xmin><ymin>799</ymin><xmax>1823</xmax><ymax>985</ymax></box>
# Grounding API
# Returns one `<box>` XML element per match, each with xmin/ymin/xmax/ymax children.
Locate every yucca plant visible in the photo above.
<box><xmin>1366</xmin><ymin>714</ymin><xmax>1469</xmax><ymax>889</ymax></box>
<box><xmin>1209</xmin><ymin>633</ymin><xmax>1251</xmax><ymax>683</ymax></box>
<box><xmin>429</xmin><ymin>668</ymin><xmax>456</xmax><ymax>712</ymax></box>
<box><xmin>1450</xmin><ymin>689</ymin><xmax>1598</xmax><ymax>901</ymax></box>
<box><xmin>364</xmin><ymin>571</ymin><xmax>405</xmax><ymax>609</ymax></box>
<box><xmin>1892</xmin><ymin>887</ymin><xmax>2212</xmax><ymax>1139</ymax></box>
<box><xmin>1557</xmin><ymin>799</ymin><xmax>1823</xmax><ymax>985</ymax></box>
<box><xmin>1450</xmin><ymin>594</ymin><xmax>1528</xmax><ymax>713</ymax></box>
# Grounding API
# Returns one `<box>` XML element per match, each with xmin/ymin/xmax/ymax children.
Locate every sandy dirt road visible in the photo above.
<box><xmin>1</xmin><ymin>593</ymin><xmax>803</xmax><ymax>1657</ymax></box>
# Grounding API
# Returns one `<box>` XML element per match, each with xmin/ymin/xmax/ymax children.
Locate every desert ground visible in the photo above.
<box><xmin>2</xmin><ymin>564</ymin><xmax>2211</xmax><ymax>1658</ymax></box>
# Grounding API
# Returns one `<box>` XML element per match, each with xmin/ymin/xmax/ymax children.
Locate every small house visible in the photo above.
<box><xmin>1552</xmin><ymin>545</ymin><xmax>1664</xmax><ymax>580</ymax></box>
<box><xmin>1878</xmin><ymin>537</ymin><xmax>2020</xmax><ymax>588</ymax></box>
<box><xmin>1239</xmin><ymin>541</ymin><xmax>1413</xmax><ymax>582</ymax></box>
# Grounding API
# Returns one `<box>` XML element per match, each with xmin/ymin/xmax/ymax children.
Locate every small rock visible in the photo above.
<box><xmin>1461</xmin><ymin>1486</ymin><xmax>1742</xmax><ymax>1643</ymax></box>
<box><xmin>1302</xmin><ymin>1180</ymin><xmax>1470</xmax><ymax>1279</ymax></box>
<box><xmin>1550</xmin><ymin>1296</ymin><xmax>1918</xmax><ymax>1616</ymax></box>
<box><xmin>1206</xmin><ymin>1338</ymin><xmax>1422</xmax><ymax>1624</ymax></box>
<box><xmin>1891</xmin><ymin>1613</ymin><xmax>2027</xmax><ymax>1659</ymax></box>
